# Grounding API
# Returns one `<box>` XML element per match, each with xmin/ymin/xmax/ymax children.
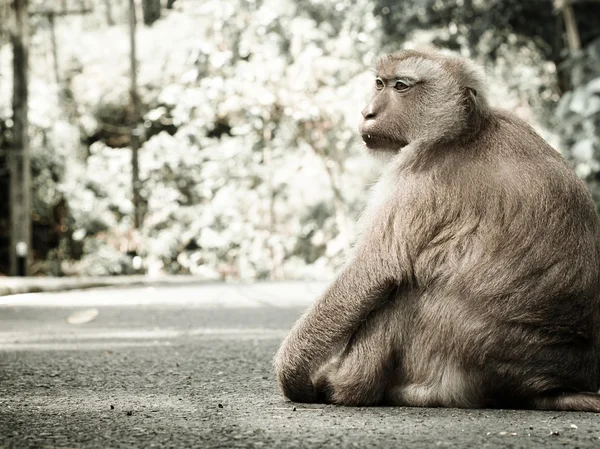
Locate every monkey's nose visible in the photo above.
<box><xmin>361</xmin><ymin>105</ymin><xmax>377</xmax><ymax>120</ymax></box>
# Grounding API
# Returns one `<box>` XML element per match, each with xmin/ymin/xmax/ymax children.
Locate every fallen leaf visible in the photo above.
<box><xmin>67</xmin><ymin>308</ymin><xmax>99</xmax><ymax>325</ymax></box>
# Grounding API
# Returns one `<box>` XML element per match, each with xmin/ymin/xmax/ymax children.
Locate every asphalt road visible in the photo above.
<box><xmin>1</xmin><ymin>283</ymin><xmax>599</xmax><ymax>449</ymax></box>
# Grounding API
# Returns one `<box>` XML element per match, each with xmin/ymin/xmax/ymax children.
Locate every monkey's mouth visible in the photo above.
<box><xmin>361</xmin><ymin>133</ymin><xmax>403</xmax><ymax>151</ymax></box>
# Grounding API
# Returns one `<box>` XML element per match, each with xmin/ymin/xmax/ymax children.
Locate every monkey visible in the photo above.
<box><xmin>273</xmin><ymin>49</ymin><xmax>600</xmax><ymax>412</ymax></box>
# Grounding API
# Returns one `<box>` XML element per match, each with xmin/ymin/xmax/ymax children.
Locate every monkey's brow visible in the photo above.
<box><xmin>375</xmin><ymin>73</ymin><xmax>419</xmax><ymax>84</ymax></box>
<box><xmin>395</xmin><ymin>74</ymin><xmax>419</xmax><ymax>83</ymax></box>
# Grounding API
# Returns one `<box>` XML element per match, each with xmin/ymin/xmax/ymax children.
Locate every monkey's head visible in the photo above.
<box><xmin>360</xmin><ymin>50</ymin><xmax>490</xmax><ymax>155</ymax></box>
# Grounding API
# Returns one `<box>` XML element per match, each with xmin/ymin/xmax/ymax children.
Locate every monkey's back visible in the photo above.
<box><xmin>398</xmin><ymin>112</ymin><xmax>600</xmax><ymax>406</ymax></box>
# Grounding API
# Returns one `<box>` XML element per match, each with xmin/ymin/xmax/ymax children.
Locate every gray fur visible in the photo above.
<box><xmin>274</xmin><ymin>50</ymin><xmax>600</xmax><ymax>411</ymax></box>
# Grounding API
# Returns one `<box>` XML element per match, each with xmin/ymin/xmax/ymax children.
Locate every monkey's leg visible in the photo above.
<box><xmin>312</xmin><ymin>304</ymin><xmax>399</xmax><ymax>406</ymax></box>
<box><xmin>529</xmin><ymin>392</ymin><xmax>600</xmax><ymax>412</ymax></box>
<box><xmin>274</xmin><ymin>255</ymin><xmax>398</xmax><ymax>403</ymax></box>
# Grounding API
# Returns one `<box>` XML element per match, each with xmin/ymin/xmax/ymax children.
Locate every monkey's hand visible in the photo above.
<box><xmin>274</xmin><ymin>254</ymin><xmax>397</xmax><ymax>403</ymax></box>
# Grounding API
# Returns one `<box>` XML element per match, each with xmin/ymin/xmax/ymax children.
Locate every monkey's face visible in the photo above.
<box><xmin>360</xmin><ymin>52</ymin><xmax>472</xmax><ymax>154</ymax></box>
<box><xmin>359</xmin><ymin>75</ymin><xmax>413</xmax><ymax>154</ymax></box>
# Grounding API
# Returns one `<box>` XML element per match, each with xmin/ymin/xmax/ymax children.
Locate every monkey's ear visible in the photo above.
<box><xmin>464</xmin><ymin>87</ymin><xmax>480</xmax><ymax>114</ymax></box>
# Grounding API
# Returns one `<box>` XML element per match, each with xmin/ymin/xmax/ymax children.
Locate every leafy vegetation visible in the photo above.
<box><xmin>0</xmin><ymin>0</ymin><xmax>599</xmax><ymax>278</ymax></box>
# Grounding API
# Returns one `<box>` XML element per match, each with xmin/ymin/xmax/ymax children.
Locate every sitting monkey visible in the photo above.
<box><xmin>274</xmin><ymin>49</ymin><xmax>600</xmax><ymax>411</ymax></box>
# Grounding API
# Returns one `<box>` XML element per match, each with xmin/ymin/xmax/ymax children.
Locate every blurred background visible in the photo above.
<box><xmin>0</xmin><ymin>0</ymin><xmax>599</xmax><ymax>280</ymax></box>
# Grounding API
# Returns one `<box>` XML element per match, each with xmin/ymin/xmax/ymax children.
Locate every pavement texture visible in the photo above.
<box><xmin>1</xmin><ymin>282</ymin><xmax>600</xmax><ymax>449</ymax></box>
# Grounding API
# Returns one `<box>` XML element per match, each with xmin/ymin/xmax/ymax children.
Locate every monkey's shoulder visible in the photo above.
<box><xmin>488</xmin><ymin>110</ymin><xmax>564</xmax><ymax>163</ymax></box>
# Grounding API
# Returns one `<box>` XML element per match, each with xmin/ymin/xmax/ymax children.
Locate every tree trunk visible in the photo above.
<box><xmin>48</xmin><ymin>13</ymin><xmax>60</xmax><ymax>85</ymax></box>
<box><xmin>142</xmin><ymin>0</ymin><xmax>160</xmax><ymax>26</ymax></box>
<box><xmin>9</xmin><ymin>0</ymin><xmax>31</xmax><ymax>276</ymax></box>
<box><xmin>561</xmin><ymin>1</ymin><xmax>581</xmax><ymax>53</ymax></box>
<box><xmin>104</xmin><ymin>0</ymin><xmax>115</xmax><ymax>26</ymax></box>
<box><xmin>129</xmin><ymin>0</ymin><xmax>142</xmax><ymax>229</ymax></box>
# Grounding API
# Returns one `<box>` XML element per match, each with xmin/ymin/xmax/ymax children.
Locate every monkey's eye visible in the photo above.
<box><xmin>375</xmin><ymin>78</ymin><xmax>384</xmax><ymax>90</ymax></box>
<box><xmin>394</xmin><ymin>81</ymin><xmax>410</xmax><ymax>92</ymax></box>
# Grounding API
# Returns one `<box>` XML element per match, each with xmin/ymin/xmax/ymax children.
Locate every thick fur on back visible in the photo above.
<box><xmin>365</xmin><ymin>112</ymin><xmax>600</xmax><ymax>407</ymax></box>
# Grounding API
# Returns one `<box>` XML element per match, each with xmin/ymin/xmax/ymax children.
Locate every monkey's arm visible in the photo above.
<box><xmin>274</xmin><ymin>251</ymin><xmax>397</xmax><ymax>402</ymax></box>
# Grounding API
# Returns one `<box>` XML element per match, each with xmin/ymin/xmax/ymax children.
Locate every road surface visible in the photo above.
<box><xmin>1</xmin><ymin>283</ymin><xmax>599</xmax><ymax>448</ymax></box>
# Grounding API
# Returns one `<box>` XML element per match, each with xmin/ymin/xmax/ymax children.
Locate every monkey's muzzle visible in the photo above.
<box><xmin>361</xmin><ymin>133</ymin><xmax>402</xmax><ymax>152</ymax></box>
